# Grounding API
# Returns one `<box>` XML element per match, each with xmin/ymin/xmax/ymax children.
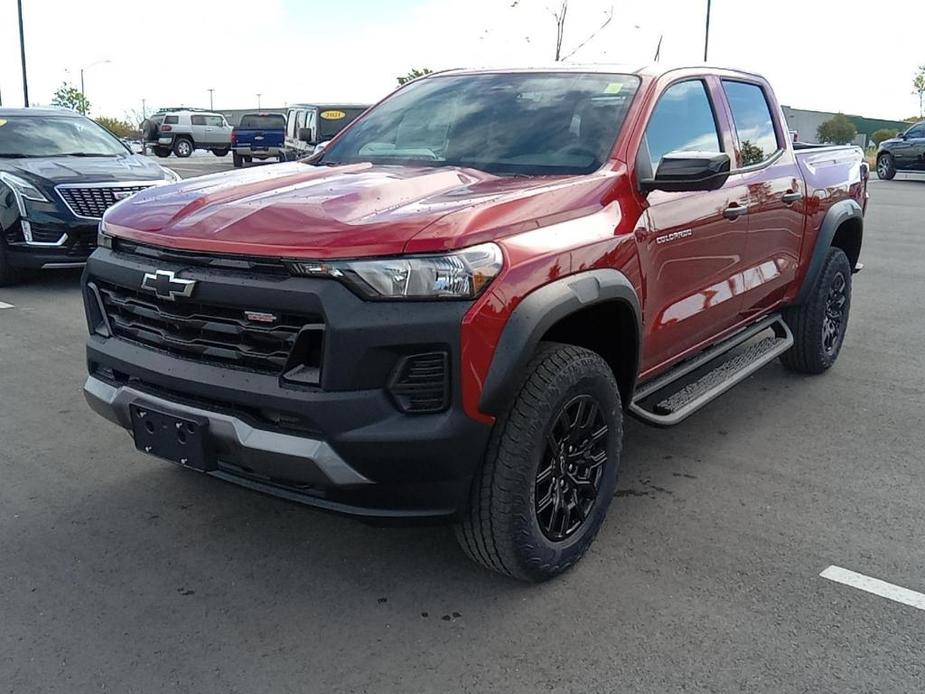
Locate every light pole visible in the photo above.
<box><xmin>257</xmin><ymin>93</ymin><xmax>262</xmax><ymax>109</ymax></box>
<box><xmin>80</xmin><ymin>59</ymin><xmax>111</xmax><ymax>115</ymax></box>
<box><xmin>208</xmin><ymin>88</ymin><xmax>214</xmax><ymax>110</ymax></box>
<box><xmin>17</xmin><ymin>0</ymin><xmax>29</xmax><ymax>106</ymax></box>
<box><xmin>703</xmin><ymin>0</ymin><xmax>712</xmax><ymax>62</ymax></box>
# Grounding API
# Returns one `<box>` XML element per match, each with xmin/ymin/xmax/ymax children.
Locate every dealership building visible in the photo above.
<box><xmin>781</xmin><ymin>106</ymin><xmax>910</xmax><ymax>147</ymax></box>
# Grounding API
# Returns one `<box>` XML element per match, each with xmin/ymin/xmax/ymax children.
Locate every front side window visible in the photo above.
<box><xmin>906</xmin><ymin>124</ymin><xmax>925</xmax><ymax>138</ymax></box>
<box><xmin>643</xmin><ymin>80</ymin><xmax>721</xmax><ymax>173</ymax></box>
<box><xmin>722</xmin><ymin>81</ymin><xmax>780</xmax><ymax>166</ymax></box>
<box><xmin>205</xmin><ymin>115</ymin><xmax>225</xmax><ymax>128</ymax></box>
<box><xmin>0</xmin><ymin>116</ymin><xmax>128</xmax><ymax>157</ymax></box>
<box><xmin>319</xmin><ymin>73</ymin><xmax>639</xmax><ymax>176</ymax></box>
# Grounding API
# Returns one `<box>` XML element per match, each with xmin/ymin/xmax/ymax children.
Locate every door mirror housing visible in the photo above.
<box><xmin>298</xmin><ymin>127</ymin><xmax>316</xmax><ymax>145</ymax></box>
<box><xmin>641</xmin><ymin>151</ymin><xmax>731</xmax><ymax>193</ymax></box>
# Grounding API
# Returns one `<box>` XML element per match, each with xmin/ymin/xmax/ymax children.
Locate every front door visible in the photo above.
<box><xmin>636</xmin><ymin>78</ymin><xmax>750</xmax><ymax>374</ymax></box>
<box><xmin>895</xmin><ymin>123</ymin><xmax>925</xmax><ymax>170</ymax></box>
<box><xmin>721</xmin><ymin>79</ymin><xmax>805</xmax><ymax>314</ymax></box>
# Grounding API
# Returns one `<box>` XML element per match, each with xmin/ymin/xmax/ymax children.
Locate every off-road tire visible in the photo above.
<box><xmin>876</xmin><ymin>153</ymin><xmax>896</xmax><ymax>180</ymax></box>
<box><xmin>780</xmin><ymin>247</ymin><xmax>852</xmax><ymax>374</ymax></box>
<box><xmin>233</xmin><ymin>153</ymin><xmax>244</xmax><ymax>168</ymax></box>
<box><xmin>456</xmin><ymin>342</ymin><xmax>623</xmax><ymax>582</ymax></box>
<box><xmin>152</xmin><ymin>147</ymin><xmax>170</xmax><ymax>158</ymax></box>
<box><xmin>173</xmin><ymin>138</ymin><xmax>193</xmax><ymax>158</ymax></box>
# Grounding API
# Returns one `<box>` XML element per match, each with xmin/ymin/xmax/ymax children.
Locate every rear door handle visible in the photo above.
<box><xmin>723</xmin><ymin>204</ymin><xmax>749</xmax><ymax>220</ymax></box>
<box><xmin>782</xmin><ymin>191</ymin><xmax>803</xmax><ymax>204</ymax></box>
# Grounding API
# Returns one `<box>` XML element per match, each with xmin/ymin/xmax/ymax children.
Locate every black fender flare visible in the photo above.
<box><xmin>478</xmin><ymin>268</ymin><xmax>641</xmax><ymax>416</ymax></box>
<box><xmin>797</xmin><ymin>198</ymin><xmax>863</xmax><ymax>304</ymax></box>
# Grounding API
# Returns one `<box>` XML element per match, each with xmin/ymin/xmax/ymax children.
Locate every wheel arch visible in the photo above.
<box><xmin>797</xmin><ymin>199</ymin><xmax>863</xmax><ymax>304</ymax></box>
<box><xmin>478</xmin><ymin>269</ymin><xmax>641</xmax><ymax>416</ymax></box>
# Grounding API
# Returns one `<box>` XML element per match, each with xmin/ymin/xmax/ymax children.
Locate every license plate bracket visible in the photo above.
<box><xmin>130</xmin><ymin>403</ymin><xmax>216</xmax><ymax>472</ymax></box>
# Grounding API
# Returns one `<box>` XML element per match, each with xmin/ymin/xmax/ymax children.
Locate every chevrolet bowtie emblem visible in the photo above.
<box><xmin>141</xmin><ymin>270</ymin><xmax>196</xmax><ymax>301</ymax></box>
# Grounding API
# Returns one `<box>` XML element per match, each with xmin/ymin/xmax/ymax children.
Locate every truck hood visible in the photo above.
<box><xmin>103</xmin><ymin>161</ymin><xmax>616</xmax><ymax>259</ymax></box>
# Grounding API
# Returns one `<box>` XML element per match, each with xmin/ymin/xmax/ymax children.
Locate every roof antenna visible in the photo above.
<box><xmin>654</xmin><ymin>34</ymin><xmax>663</xmax><ymax>62</ymax></box>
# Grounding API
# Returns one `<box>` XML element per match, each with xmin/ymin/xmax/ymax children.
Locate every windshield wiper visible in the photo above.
<box><xmin>59</xmin><ymin>152</ymin><xmax>117</xmax><ymax>157</ymax></box>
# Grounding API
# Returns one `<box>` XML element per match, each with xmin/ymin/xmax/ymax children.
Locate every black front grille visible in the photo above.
<box><xmin>389</xmin><ymin>352</ymin><xmax>450</xmax><ymax>413</ymax></box>
<box><xmin>95</xmin><ymin>280</ymin><xmax>322</xmax><ymax>375</ymax></box>
<box><xmin>58</xmin><ymin>185</ymin><xmax>153</xmax><ymax>219</ymax></box>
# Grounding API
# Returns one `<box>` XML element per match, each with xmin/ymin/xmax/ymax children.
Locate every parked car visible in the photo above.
<box><xmin>875</xmin><ymin>120</ymin><xmax>925</xmax><ymax>179</ymax></box>
<box><xmin>0</xmin><ymin>108</ymin><xmax>179</xmax><ymax>286</ymax></box>
<box><xmin>82</xmin><ymin>66</ymin><xmax>867</xmax><ymax>581</ymax></box>
<box><xmin>231</xmin><ymin>112</ymin><xmax>286</xmax><ymax>168</ymax></box>
<box><xmin>283</xmin><ymin>104</ymin><xmax>369</xmax><ymax>159</ymax></box>
<box><xmin>141</xmin><ymin>110</ymin><xmax>233</xmax><ymax>158</ymax></box>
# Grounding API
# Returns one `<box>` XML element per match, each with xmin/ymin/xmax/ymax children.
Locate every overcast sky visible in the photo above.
<box><xmin>0</xmin><ymin>0</ymin><xmax>922</xmax><ymax>123</ymax></box>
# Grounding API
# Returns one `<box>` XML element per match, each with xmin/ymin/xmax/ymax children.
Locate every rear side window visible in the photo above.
<box><xmin>722</xmin><ymin>81</ymin><xmax>780</xmax><ymax>166</ymax></box>
<box><xmin>163</xmin><ymin>115</ymin><xmax>179</xmax><ymax>125</ymax></box>
<box><xmin>643</xmin><ymin>80</ymin><xmax>721</xmax><ymax>173</ymax></box>
<box><xmin>239</xmin><ymin>114</ymin><xmax>286</xmax><ymax>129</ymax></box>
<box><xmin>190</xmin><ymin>115</ymin><xmax>206</xmax><ymax>126</ymax></box>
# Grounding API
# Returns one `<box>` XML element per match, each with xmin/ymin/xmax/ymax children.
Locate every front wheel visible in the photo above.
<box><xmin>456</xmin><ymin>343</ymin><xmax>623</xmax><ymax>582</ymax></box>
<box><xmin>780</xmin><ymin>247</ymin><xmax>852</xmax><ymax>374</ymax></box>
<box><xmin>877</xmin><ymin>153</ymin><xmax>896</xmax><ymax>180</ymax></box>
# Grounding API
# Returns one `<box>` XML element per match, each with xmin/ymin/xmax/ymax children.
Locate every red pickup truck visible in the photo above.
<box><xmin>82</xmin><ymin>65</ymin><xmax>868</xmax><ymax>581</ymax></box>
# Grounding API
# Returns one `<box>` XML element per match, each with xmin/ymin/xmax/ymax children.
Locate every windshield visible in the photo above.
<box><xmin>0</xmin><ymin>115</ymin><xmax>129</xmax><ymax>157</ymax></box>
<box><xmin>239</xmin><ymin>114</ymin><xmax>286</xmax><ymax>129</ymax></box>
<box><xmin>317</xmin><ymin>108</ymin><xmax>367</xmax><ymax>140</ymax></box>
<box><xmin>318</xmin><ymin>73</ymin><xmax>639</xmax><ymax>175</ymax></box>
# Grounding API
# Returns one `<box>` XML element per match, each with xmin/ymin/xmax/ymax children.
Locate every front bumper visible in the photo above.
<box><xmin>81</xmin><ymin>246</ymin><xmax>493</xmax><ymax>520</ymax></box>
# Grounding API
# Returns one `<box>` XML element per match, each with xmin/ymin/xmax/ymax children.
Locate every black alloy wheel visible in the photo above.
<box><xmin>535</xmin><ymin>394</ymin><xmax>608</xmax><ymax>542</ymax></box>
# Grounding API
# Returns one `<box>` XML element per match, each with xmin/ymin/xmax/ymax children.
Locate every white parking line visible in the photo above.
<box><xmin>820</xmin><ymin>566</ymin><xmax>925</xmax><ymax>611</ymax></box>
<box><xmin>0</xmin><ymin>301</ymin><xmax>14</xmax><ymax>310</ymax></box>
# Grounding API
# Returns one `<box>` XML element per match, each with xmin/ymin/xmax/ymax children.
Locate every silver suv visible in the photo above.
<box><xmin>143</xmin><ymin>110</ymin><xmax>233</xmax><ymax>159</ymax></box>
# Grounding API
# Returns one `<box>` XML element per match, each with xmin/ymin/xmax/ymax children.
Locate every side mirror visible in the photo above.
<box><xmin>641</xmin><ymin>152</ymin><xmax>731</xmax><ymax>193</ymax></box>
<box><xmin>298</xmin><ymin>127</ymin><xmax>315</xmax><ymax>145</ymax></box>
<box><xmin>313</xmin><ymin>141</ymin><xmax>330</xmax><ymax>155</ymax></box>
<box><xmin>897</xmin><ymin>132</ymin><xmax>907</xmax><ymax>140</ymax></box>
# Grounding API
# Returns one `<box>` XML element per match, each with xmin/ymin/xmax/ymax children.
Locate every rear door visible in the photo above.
<box><xmin>636</xmin><ymin>77</ymin><xmax>751</xmax><ymax>373</ymax></box>
<box><xmin>720</xmin><ymin>79</ymin><xmax>805</xmax><ymax>315</ymax></box>
<box><xmin>189</xmin><ymin>114</ymin><xmax>207</xmax><ymax>145</ymax></box>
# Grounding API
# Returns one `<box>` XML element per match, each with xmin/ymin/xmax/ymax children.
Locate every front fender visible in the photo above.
<box><xmin>478</xmin><ymin>268</ymin><xmax>641</xmax><ymax>416</ymax></box>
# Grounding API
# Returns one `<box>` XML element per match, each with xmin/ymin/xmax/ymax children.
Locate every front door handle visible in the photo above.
<box><xmin>782</xmin><ymin>191</ymin><xmax>803</xmax><ymax>204</ymax></box>
<box><xmin>723</xmin><ymin>204</ymin><xmax>748</xmax><ymax>220</ymax></box>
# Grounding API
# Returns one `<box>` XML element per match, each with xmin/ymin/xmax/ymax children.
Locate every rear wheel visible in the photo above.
<box><xmin>233</xmin><ymin>153</ymin><xmax>244</xmax><ymax>168</ymax></box>
<box><xmin>780</xmin><ymin>247</ymin><xmax>852</xmax><ymax>374</ymax></box>
<box><xmin>173</xmin><ymin>138</ymin><xmax>193</xmax><ymax>158</ymax></box>
<box><xmin>456</xmin><ymin>343</ymin><xmax>622</xmax><ymax>582</ymax></box>
<box><xmin>877</xmin><ymin>153</ymin><xmax>896</xmax><ymax>180</ymax></box>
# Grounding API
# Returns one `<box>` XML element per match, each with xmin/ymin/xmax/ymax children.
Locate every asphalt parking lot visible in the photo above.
<box><xmin>1</xmin><ymin>175</ymin><xmax>923</xmax><ymax>693</ymax></box>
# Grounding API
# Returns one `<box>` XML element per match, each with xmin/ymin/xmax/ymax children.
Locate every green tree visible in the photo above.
<box><xmin>816</xmin><ymin>114</ymin><xmax>857</xmax><ymax>145</ymax></box>
<box><xmin>397</xmin><ymin>68</ymin><xmax>433</xmax><ymax>86</ymax></box>
<box><xmin>871</xmin><ymin>128</ymin><xmax>899</xmax><ymax>147</ymax></box>
<box><xmin>913</xmin><ymin>65</ymin><xmax>925</xmax><ymax>118</ymax></box>
<box><xmin>51</xmin><ymin>82</ymin><xmax>90</xmax><ymax>114</ymax></box>
<box><xmin>95</xmin><ymin>116</ymin><xmax>135</xmax><ymax>139</ymax></box>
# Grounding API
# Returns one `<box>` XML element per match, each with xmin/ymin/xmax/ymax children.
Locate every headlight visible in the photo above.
<box><xmin>97</xmin><ymin>219</ymin><xmax>114</xmax><ymax>249</ymax></box>
<box><xmin>0</xmin><ymin>172</ymin><xmax>49</xmax><ymax>203</ymax></box>
<box><xmin>160</xmin><ymin>166</ymin><xmax>181</xmax><ymax>183</ymax></box>
<box><xmin>290</xmin><ymin>243</ymin><xmax>504</xmax><ymax>300</ymax></box>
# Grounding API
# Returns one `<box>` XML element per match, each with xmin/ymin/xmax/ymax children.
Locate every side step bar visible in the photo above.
<box><xmin>629</xmin><ymin>314</ymin><xmax>793</xmax><ymax>427</ymax></box>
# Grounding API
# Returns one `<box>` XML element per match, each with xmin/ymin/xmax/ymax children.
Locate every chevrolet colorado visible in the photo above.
<box><xmin>82</xmin><ymin>66</ymin><xmax>868</xmax><ymax>581</ymax></box>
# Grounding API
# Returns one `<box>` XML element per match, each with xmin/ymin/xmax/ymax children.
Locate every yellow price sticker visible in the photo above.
<box><xmin>0</xmin><ymin>119</ymin><xmax>7</xmax><ymax>127</ymax></box>
<box><xmin>603</xmin><ymin>83</ymin><xmax>623</xmax><ymax>94</ymax></box>
<box><xmin>320</xmin><ymin>110</ymin><xmax>346</xmax><ymax>120</ymax></box>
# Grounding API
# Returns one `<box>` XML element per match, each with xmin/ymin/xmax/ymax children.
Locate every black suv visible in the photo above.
<box><xmin>876</xmin><ymin>121</ymin><xmax>925</xmax><ymax>179</ymax></box>
<box><xmin>0</xmin><ymin>108</ymin><xmax>180</xmax><ymax>285</ymax></box>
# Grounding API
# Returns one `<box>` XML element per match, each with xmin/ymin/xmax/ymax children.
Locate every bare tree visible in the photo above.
<box><xmin>529</xmin><ymin>1</ymin><xmax>614</xmax><ymax>62</ymax></box>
